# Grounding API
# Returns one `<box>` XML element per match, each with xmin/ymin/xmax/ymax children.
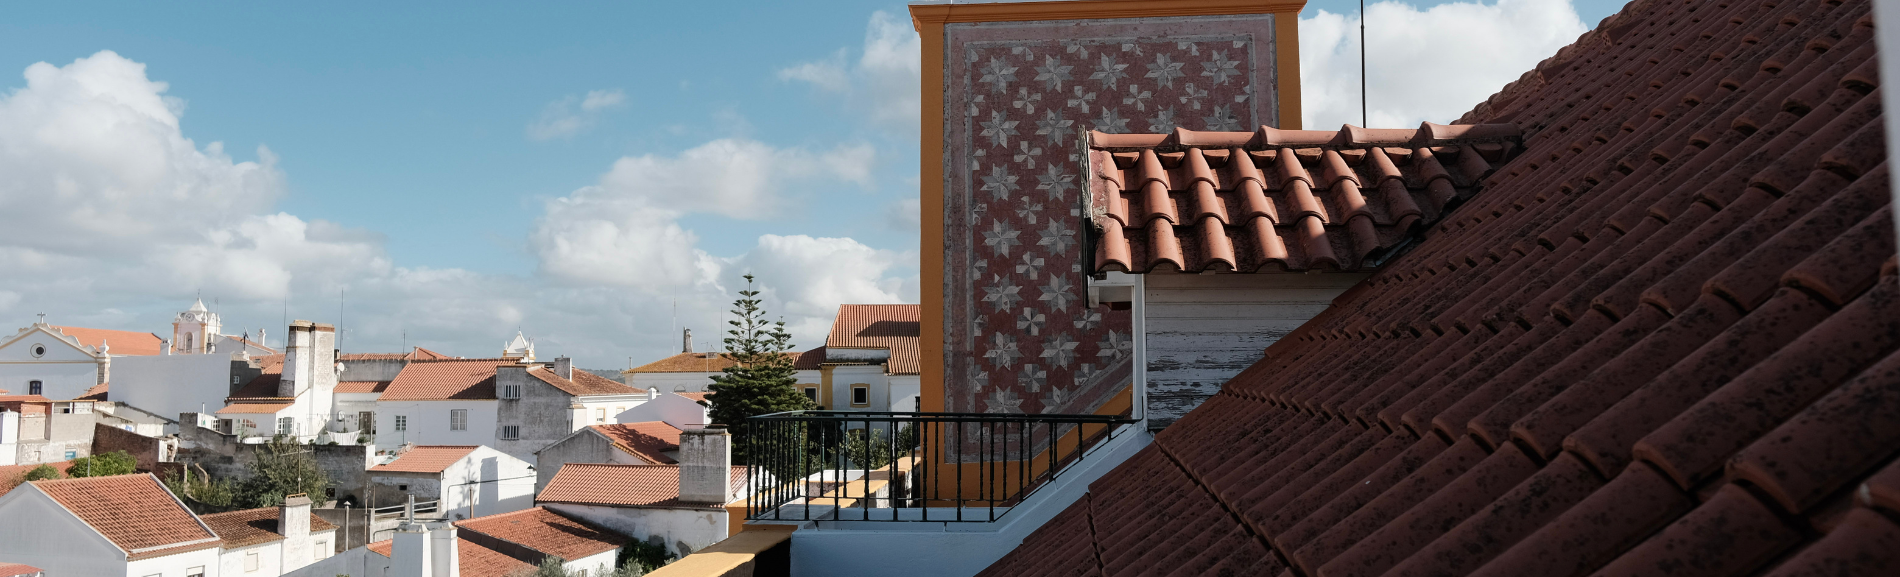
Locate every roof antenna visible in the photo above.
<box><xmin>1360</xmin><ymin>0</ymin><xmax>1368</xmax><ymax>127</ymax></box>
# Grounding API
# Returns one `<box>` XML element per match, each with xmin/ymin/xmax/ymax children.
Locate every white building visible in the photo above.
<box><xmin>622</xmin><ymin>344</ymin><xmax>824</xmax><ymax>395</ymax></box>
<box><xmin>534</xmin><ymin>421</ymin><xmax>683</xmax><ymax>492</ymax></box>
<box><xmin>365</xmin><ymin>445</ymin><xmax>534</xmax><ymax>518</ymax></box>
<box><xmin>536</xmin><ymin>428</ymin><xmax>749</xmax><ymax>557</ymax></box>
<box><xmin>198</xmin><ymin>495</ymin><xmax>338</xmax><ymax>576</ymax></box>
<box><xmin>0</xmin><ymin>318</ymin><xmax>160</xmax><ymax>401</ymax></box>
<box><xmin>619</xmin><ymin>305</ymin><xmax>921</xmax><ymax>415</ymax></box>
<box><xmin>0</xmin><ymin>474</ymin><xmax>223</xmax><ymax>577</ymax></box>
<box><xmin>292</xmin><ymin>506</ymin><xmax>636</xmax><ymax>577</ymax></box>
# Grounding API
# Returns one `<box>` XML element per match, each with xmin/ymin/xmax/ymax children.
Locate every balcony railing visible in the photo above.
<box><xmin>743</xmin><ymin>411</ymin><xmax>1135</xmax><ymax>523</ymax></box>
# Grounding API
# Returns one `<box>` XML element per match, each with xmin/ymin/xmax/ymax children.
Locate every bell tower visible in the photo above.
<box><xmin>171</xmin><ymin>298</ymin><xmax>223</xmax><ymax>354</ymax></box>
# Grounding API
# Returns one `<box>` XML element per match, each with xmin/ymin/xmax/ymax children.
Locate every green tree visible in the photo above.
<box><xmin>705</xmin><ymin>274</ymin><xmax>818</xmax><ymax>461</ymax></box>
<box><xmin>22</xmin><ymin>464</ymin><xmax>61</xmax><ymax>481</ymax></box>
<box><xmin>238</xmin><ymin>439</ymin><xmax>331</xmax><ymax>508</ymax></box>
<box><xmin>512</xmin><ymin>556</ymin><xmax>647</xmax><ymax>577</ymax></box>
<box><xmin>162</xmin><ymin>465</ymin><xmax>239</xmax><ymax>514</ymax></box>
<box><xmin>66</xmin><ymin>450</ymin><xmax>138</xmax><ymax>478</ymax></box>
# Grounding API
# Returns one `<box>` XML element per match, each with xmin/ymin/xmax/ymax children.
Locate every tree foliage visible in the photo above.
<box><xmin>66</xmin><ymin>450</ymin><xmax>138</xmax><ymax>478</ymax></box>
<box><xmin>238</xmin><ymin>439</ymin><xmax>331</xmax><ymax>508</ymax></box>
<box><xmin>22</xmin><ymin>464</ymin><xmax>60</xmax><ymax>482</ymax></box>
<box><xmin>162</xmin><ymin>465</ymin><xmax>240</xmax><ymax>515</ymax></box>
<box><xmin>511</xmin><ymin>556</ymin><xmax>647</xmax><ymax>577</ymax></box>
<box><xmin>706</xmin><ymin>274</ymin><xmax>818</xmax><ymax>460</ymax></box>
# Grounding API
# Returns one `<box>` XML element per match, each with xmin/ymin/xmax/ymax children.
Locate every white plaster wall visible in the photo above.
<box><xmin>564</xmin><ymin>549</ymin><xmax>621</xmax><ymax>575</ymax></box>
<box><xmin>888</xmin><ymin>376</ymin><xmax>921</xmax><ymax>412</ymax></box>
<box><xmin>613</xmin><ymin>394</ymin><xmax>708</xmax><ymax>429</ymax></box>
<box><xmin>825</xmin><ymin>348</ymin><xmax>891</xmax><ymax>363</ymax></box>
<box><xmin>543</xmin><ymin>503</ymin><xmax>727</xmax><ymax>557</ymax></box>
<box><xmin>220</xmin><ymin>541</ymin><xmax>281</xmax><ymax>577</ymax></box>
<box><xmin>577</xmin><ymin>394</ymin><xmax>647</xmax><ymax>430</ymax></box>
<box><xmin>438</xmin><ymin>446</ymin><xmax>535</xmax><ymax>520</ymax></box>
<box><xmin>125</xmin><ymin>546</ymin><xmax>220</xmax><ymax>577</ymax></box>
<box><xmin>827</xmin><ymin>366</ymin><xmax>890</xmax><ymax>411</ymax></box>
<box><xmin>1</xmin><ymin>410</ymin><xmax>16</xmax><ymax>466</ymax></box>
<box><xmin>627</xmin><ymin>372</ymin><xmax>720</xmax><ymax>393</ymax></box>
<box><xmin>375</xmin><ymin>400</ymin><xmax>498</xmax><ymax>448</ymax></box>
<box><xmin>0</xmin><ymin>351</ymin><xmax>98</xmax><ymax>401</ymax></box>
<box><xmin>284</xmin><ymin>547</ymin><xmax>389</xmax><ymax>577</ymax></box>
<box><xmin>0</xmin><ymin>485</ymin><xmax>129</xmax><ymax>576</ymax></box>
<box><xmin>113</xmin><ymin>353</ymin><xmax>237</xmax><ymax>424</ymax></box>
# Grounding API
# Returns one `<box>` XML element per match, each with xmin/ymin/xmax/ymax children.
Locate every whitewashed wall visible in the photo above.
<box><xmin>1141</xmin><ymin>273</ymin><xmax>1368</xmax><ymax>428</ymax></box>
<box><xmin>219</xmin><ymin>540</ymin><xmax>282</xmax><ymax>577</ymax></box>
<box><xmin>375</xmin><ymin>400</ymin><xmax>498</xmax><ymax>448</ymax></box>
<box><xmin>543</xmin><ymin>502</ymin><xmax>727</xmax><ymax>557</ymax></box>
<box><xmin>0</xmin><ymin>330</ymin><xmax>100</xmax><ymax>401</ymax></box>
<box><xmin>113</xmin><ymin>353</ymin><xmax>236</xmax><ymax>423</ymax></box>
<box><xmin>614</xmin><ymin>394</ymin><xmax>709</xmax><ymax>429</ymax></box>
<box><xmin>438</xmin><ymin>446</ymin><xmax>535</xmax><ymax>519</ymax></box>
<box><xmin>124</xmin><ymin>546</ymin><xmax>219</xmax><ymax>577</ymax></box>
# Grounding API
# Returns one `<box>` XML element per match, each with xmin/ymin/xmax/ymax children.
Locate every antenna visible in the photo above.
<box><xmin>1360</xmin><ymin>0</ymin><xmax>1368</xmax><ymax>127</ymax></box>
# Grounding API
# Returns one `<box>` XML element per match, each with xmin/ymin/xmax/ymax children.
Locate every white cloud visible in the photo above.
<box><xmin>526</xmin><ymin>88</ymin><xmax>627</xmax><ymax>140</ymax></box>
<box><xmin>1300</xmin><ymin>0</ymin><xmax>1585</xmax><ymax>129</ymax></box>
<box><xmin>779</xmin><ymin>10</ymin><xmax>922</xmax><ymax>134</ymax></box>
<box><xmin>728</xmin><ymin>234</ymin><xmax>918</xmax><ymax>339</ymax></box>
<box><xmin>884</xmin><ymin>197</ymin><xmax>921</xmax><ymax>231</ymax></box>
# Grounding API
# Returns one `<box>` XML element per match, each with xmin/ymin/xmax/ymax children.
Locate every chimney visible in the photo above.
<box><xmin>391</xmin><ymin>522</ymin><xmax>433</xmax><ymax>577</ymax></box>
<box><xmin>682</xmin><ymin>328</ymin><xmax>692</xmax><ymax>354</ymax></box>
<box><xmin>281</xmin><ymin>321</ymin><xmax>314</xmax><ymax>397</ymax></box>
<box><xmin>678</xmin><ymin>426</ymin><xmax>732</xmax><ymax>505</ymax></box>
<box><xmin>553</xmin><ymin>357</ymin><xmax>572</xmax><ymax>380</ymax></box>
<box><xmin>430</xmin><ymin>523</ymin><xmax>460</xmax><ymax>577</ymax></box>
<box><xmin>279</xmin><ymin>494</ymin><xmax>312</xmax><ymax>568</ymax></box>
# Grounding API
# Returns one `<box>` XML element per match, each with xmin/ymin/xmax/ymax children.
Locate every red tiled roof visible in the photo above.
<box><xmin>531</xmin><ymin>367</ymin><xmax>640</xmax><ymax>397</ymax></box>
<box><xmin>46</xmin><ymin>325</ymin><xmax>163</xmax><ymax>356</ymax></box>
<box><xmin>625</xmin><ymin>351</ymin><xmax>807</xmax><ymax>373</ymax></box>
<box><xmin>676</xmin><ymin>392</ymin><xmax>710</xmax><ymax>403</ymax></box>
<box><xmin>215</xmin><ymin>402</ymin><xmax>291</xmax><ymax>415</ymax></box>
<box><xmin>408</xmin><ymin>347</ymin><xmax>451</xmax><ymax>360</ymax></box>
<box><xmin>536</xmin><ymin>463</ymin><xmax>747</xmax><ymax>508</ymax></box>
<box><xmin>454</xmin><ymin>507</ymin><xmax>631</xmax><ymax>562</ymax></box>
<box><xmin>590</xmin><ymin>422</ymin><xmax>681</xmax><ymax>464</ymax></box>
<box><xmin>76</xmin><ymin>383</ymin><xmax>107</xmax><ymax>402</ymax></box>
<box><xmin>824</xmin><ymin>304</ymin><xmax>921</xmax><ymax>375</ymax></box>
<box><xmin>200</xmin><ymin>506</ymin><xmax>337</xmax><ymax>549</ymax></box>
<box><xmin>228</xmin><ymin>374</ymin><xmax>283</xmax><ymax>400</ymax></box>
<box><xmin>371</xmin><ymin>446</ymin><xmax>478</xmax><ymax>474</ymax></box>
<box><xmin>379</xmin><ymin>359</ymin><xmax>507</xmax><ymax>401</ymax></box>
<box><xmin>980</xmin><ymin>2</ymin><xmax>1900</xmax><ymax>576</ymax></box>
<box><xmin>335</xmin><ymin>380</ymin><xmax>392</xmax><ymax>394</ymax></box>
<box><xmin>0</xmin><ymin>460</ymin><xmax>75</xmax><ymax>497</ymax></box>
<box><xmin>1088</xmin><ymin>124</ymin><xmax>1519</xmax><ymax>273</ymax></box>
<box><xmin>0</xmin><ymin>563</ymin><xmax>40</xmax><ymax>577</ymax></box>
<box><xmin>793</xmin><ymin>347</ymin><xmax>825</xmax><ymax>370</ymax></box>
<box><xmin>31</xmin><ymin>474</ymin><xmax>220</xmax><ymax>559</ymax></box>
<box><xmin>364</xmin><ymin>537</ymin><xmax>533</xmax><ymax>577</ymax></box>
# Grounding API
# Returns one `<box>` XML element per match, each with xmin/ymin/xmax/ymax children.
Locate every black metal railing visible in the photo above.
<box><xmin>743</xmin><ymin>411</ymin><xmax>1136</xmax><ymax>522</ymax></box>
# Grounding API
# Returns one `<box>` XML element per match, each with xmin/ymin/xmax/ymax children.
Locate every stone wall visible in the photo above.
<box><xmin>495</xmin><ymin>364</ymin><xmax>574</xmax><ymax>464</ymax></box>
<box><xmin>92</xmin><ymin>423</ymin><xmax>166</xmax><ymax>472</ymax></box>
<box><xmin>176</xmin><ymin>412</ymin><xmax>374</xmax><ymax>503</ymax></box>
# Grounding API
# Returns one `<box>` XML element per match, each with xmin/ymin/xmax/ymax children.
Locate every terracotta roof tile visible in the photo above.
<box><xmin>824</xmin><ymin>304</ymin><xmax>920</xmax><ymax>375</ymax></box>
<box><xmin>676</xmin><ymin>392</ymin><xmax>710</xmax><ymax>403</ymax></box>
<box><xmin>530</xmin><ymin>367</ymin><xmax>640</xmax><ymax>397</ymax></box>
<box><xmin>76</xmin><ymin>382</ymin><xmax>107</xmax><ymax>401</ymax></box>
<box><xmin>31</xmin><ymin>474</ymin><xmax>220</xmax><ymax>559</ymax></box>
<box><xmin>46</xmin><ymin>325</ymin><xmax>163</xmax><ymax>356</ymax></box>
<box><xmin>626</xmin><ymin>351</ymin><xmax>813</xmax><ymax>373</ymax></box>
<box><xmin>407</xmin><ymin>347</ymin><xmax>451</xmax><ymax>360</ymax></box>
<box><xmin>379</xmin><ymin>359</ymin><xmax>507</xmax><ymax>401</ymax></box>
<box><xmin>536</xmin><ymin>463</ymin><xmax>746</xmax><ymax>508</ymax></box>
<box><xmin>200</xmin><ymin>506</ymin><xmax>337</xmax><ymax>549</ymax></box>
<box><xmin>590</xmin><ymin>422</ymin><xmax>681</xmax><ymax>464</ymax></box>
<box><xmin>0</xmin><ymin>563</ymin><xmax>41</xmax><ymax>577</ymax></box>
<box><xmin>222</xmin><ymin>335</ymin><xmax>276</xmax><ymax>354</ymax></box>
<box><xmin>454</xmin><ymin>506</ymin><xmax>630</xmax><ymax>561</ymax></box>
<box><xmin>978</xmin><ymin>1</ymin><xmax>1900</xmax><ymax>574</ymax></box>
<box><xmin>0</xmin><ymin>460</ymin><xmax>74</xmax><ymax>497</ymax></box>
<box><xmin>370</xmin><ymin>446</ymin><xmax>478</xmax><ymax>474</ymax></box>
<box><xmin>227</xmin><ymin>374</ymin><xmax>283</xmax><ymax>400</ymax></box>
<box><xmin>215</xmin><ymin>402</ymin><xmax>292</xmax><ymax>415</ymax></box>
<box><xmin>363</xmin><ymin>537</ymin><xmax>534</xmax><ymax>577</ymax></box>
<box><xmin>335</xmin><ymin>380</ymin><xmax>392</xmax><ymax>394</ymax></box>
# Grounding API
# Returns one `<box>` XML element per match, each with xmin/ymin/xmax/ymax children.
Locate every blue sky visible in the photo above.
<box><xmin>0</xmin><ymin>0</ymin><xmax>1612</xmax><ymax>367</ymax></box>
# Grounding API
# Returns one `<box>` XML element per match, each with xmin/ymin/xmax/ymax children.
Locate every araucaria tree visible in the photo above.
<box><xmin>706</xmin><ymin>274</ymin><xmax>818</xmax><ymax>460</ymax></box>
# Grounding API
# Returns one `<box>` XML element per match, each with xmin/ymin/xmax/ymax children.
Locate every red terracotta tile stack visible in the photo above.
<box><xmin>979</xmin><ymin>0</ymin><xmax>1899</xmax><ymax>575</ymax></box>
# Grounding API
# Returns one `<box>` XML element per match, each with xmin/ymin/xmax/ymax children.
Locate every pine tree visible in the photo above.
<box><xmin>706</xmin><ymin>274</ymin><xmax>817</xmax><ymax>461</ymax></box>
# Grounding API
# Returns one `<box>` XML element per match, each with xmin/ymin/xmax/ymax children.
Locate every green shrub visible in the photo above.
<box><xmin>66</xmin><ymin>450</ymin><xmax>138</xmax><ymax>478</ymax></box>
<box><xmin>23</xmin><ymin>464</ymin><xmax>60</xmax><ymax>481</ymax></box>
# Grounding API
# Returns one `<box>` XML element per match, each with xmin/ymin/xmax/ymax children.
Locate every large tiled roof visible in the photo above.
<box><xmin>379</xmin><ymin>359</ymin><xmax>507</xmax><ymax>401</ymax></box>
<box><xmin>0</xmin><ymin>460</ymin><xmax>74</xmax><ymax>497</ymax></box>
<box><xmin>228</xmin><ymin>374</ymin><xmax>282</xmax><ymax>400</ymax></box>
<box><xmin>199</xmin><ymin>506</ymin><xmax>337</xmax><ymax>549</ymax></box>
<box><xmin>625</xmin><ymin>351</ymin><xmax>809</xmax><ymax>374</ymax></box>
<box><xmin>536</xmin><ymin>463</ymin><xmax>747</xmax><ymax>508</ymax></box>
<box><xmin>979</xmin><ymin>1</ymin><xmax>1900</xmax><ymax>576</ymax></box>
<box><xmin>335</xmin><ymin>380</ymin><xmax>392</xmax><ymax>394</ymax></box>
<box><xmin>825</xmin><ymin>304</ymin><xmax>921</xmax><ymax>375</ymax></box>
<box><xmin>371</xmin><ymin>446</ymin><xmax>478</xmax><ymax>474</ymax></box>
<box><xmin>0</xmin><ymin>563</ymin><xmax>41</xmax><ymax>577</ymax></box>
<box><xmin>531</xmin><ymin>367</ymin><xmax>641</xmax><ymax>397</ymax></box>
<box><xmin>76</xmin><ymin>383</ymin><xmax>107</xmax><ymax>401</ymax></box>
<box><xmin>454</xmin><ymin>507</ymin><xmax>630</xmax><ymax>562</ymax></box>
<box><xmin>46</xmin><ymin>325</ymin><xmax>163</xmax><ymax>356</ymax></box>
<box><xmin>590</xmin><ymin>422</ymin><xmax>681</xmax><ymax>464</ymax></box>
<box><xmin>214</xmin><ymin>402</ymin><xmax>291</xmax><ymax>415</ymax></box>
<box><xmin>365</xmin><ymin>537</ymin><xmax>533</xmax><ymax>577</ymax></box>
<box><xmin>1089</xmin><ymin>124</ymin><xmax>1519</xmax><ymax>273</ymax></box>
<box><xmin>31</xmin><ymin>474</ymin><xmax>220</xmax><ymax>559</ymax></box>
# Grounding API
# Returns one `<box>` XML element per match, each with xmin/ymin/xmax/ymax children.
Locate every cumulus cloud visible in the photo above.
<box><xmin>526</xmin><ymin>88</ymin><xmax>627</xmax><ymax>140</ymax></box>
<box><xmin>1300</xmin><ymin>0</ymin><xmax>1585</xmax><ymax>129</ymax></box>
<box><xmin>779</xmin><ymin>11</ymin><xmax>922</xmax><ymax>134</ymax></box>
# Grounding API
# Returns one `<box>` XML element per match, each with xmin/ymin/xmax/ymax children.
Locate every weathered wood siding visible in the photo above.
<box><xmin>1142</xmin><ymin>273</ymin><xmax>1368</xmax><ymax>429</ymax></box>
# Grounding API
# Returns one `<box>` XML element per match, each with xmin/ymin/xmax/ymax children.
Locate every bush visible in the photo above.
<box><xmin>239</xmin><ymin>439</ymin><xmax>331</xmax><ymax>508</ymax></box>
<box><xmin>618</xmin><ymin>540</ymin><xmax>674</xmax><ymax>573</ymax></box>
<box><xmin>162</xmin><ymin>466</ymin><xmax>239</xmax><ymax>514</ymax></box>
<box><xmin>512</xmin><ymin>557</ymin><xmax>648</xmax><ymax>577</ymax></box>
<box><xmin>23</xmin><ymin>464</ymin><xmax>60</xmax><ymax>481</ymax></box>
<box><xmin>66</xmin><ymin>450</ymin><xmax>138</xmax><ymax>478</ymax></box>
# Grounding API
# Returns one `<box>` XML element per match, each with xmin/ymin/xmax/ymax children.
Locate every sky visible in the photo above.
<box><xmin>0</xmin><ymin>0</ymin><xmax>1615</xmax><ymax>369</ymax></box>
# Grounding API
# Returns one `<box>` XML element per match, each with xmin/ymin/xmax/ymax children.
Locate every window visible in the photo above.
<box><xmin>397</xmin><ymin>484</ymin><xmax>409</xmax><ymax>491</ymax></box>
<box><xmin>450</xmin><ymin>409</ymin><xmax>468</xmax><ymax>431</ymax></box>
<box><xmin>29</xmin><ymin>343</ymin><xmax>46</xmax><ymax>357</ymax></box>
<box><xmin>187</xmin><ymin>566</ymin><xmax>206</xmax><ymax>577</ymax></box>
<box><xmin>595</xmin><ymin>408</ymin><xmax>606</xmax><ymax>424</ymax></box>
<box><xmin>232</xmin><ymin>375</ymin><xmax>240</xmax><ymax>385</ymax></box>
<box><xmin>315</xmin><ymin>540</ymin><xmax>329</xmax><ymax>560</ymax></box>
<box><xmin>245</xmin><ymin>550</ymin><xmax>260</xmax><ymax>571</ymax></box>
<box><xmin>278</xmin><ymin>417</ymin><xmax>295</xmax><ymax>435</ymax></box>
<box><xmin>28</xmin><ymin>380</ymin><xmax>41</xmax><ymax>395</ymax></box>
<box><xmin>500</xmin><ymin>383</ymin><xmax>522</xmax><ymax>399</ymax></box>
<box><xmin>674</xmin><ymin>385</ymin><xmax>688</xmax><ymax>393</ymax></box>
<box><xmin>501</xmin><ymin>425</ymin><xmax>520</xmax><ymax>440</ymax></box>
<box><xmin>803</xmin><ymin>387</ymin><xmax>819</xmax><ymax>402</ymax></box>
<box><xmin>851</xmin><ymin>385</ymin><xmax>869</xmax><ymax>406</ymax></box>
<box><xmin>359</xmin><ymin>411</ymin><xmax>376</xmax><ymax>434</ymax></box>
<box><xmin>394</xmin><ymin>415</ymin><xmax>408</xmax><ymax>431</ymax></box>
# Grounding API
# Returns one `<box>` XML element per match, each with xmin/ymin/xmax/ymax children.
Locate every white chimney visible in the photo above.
<box><xmin>430</xmin><ymin>523</ymin><xmax>459</xmax><ymax>577</ymax></box>
<box><xmin>391</xmin><ymin>521</ymin><xmax>458</xmax><ymax>577</ymax></box>
<box><xmin>678</xmin><ymin>426</ymin><xmax>732</xmax><ymax>504</ymax></box>
<box><xmin>553</xmin><ymin>356</ymin><xmax>572</xmax><ymax>380</ymax></box>
<box><xmin>279</xmin><ymin>494</ymin><xmax>312</xmax><ymax>570</ymax></box>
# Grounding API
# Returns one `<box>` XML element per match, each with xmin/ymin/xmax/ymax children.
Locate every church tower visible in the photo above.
<box><xmin>171</xmin><ymin>298</ymin><xmax>223</xmax><ymax>354</ymax></box>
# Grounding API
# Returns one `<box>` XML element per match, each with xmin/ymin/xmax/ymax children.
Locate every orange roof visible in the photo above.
<box><xmin>531</xmin><ymin>367</ymin><xmax>640</xmax><ymax>397</ymax></box>
<box><xmin>825</xmin><ymin>304</ymin><xmax>921</xmax><ymax>375</ymax></box>
<box><xmin>624</xmin><ymin>351</ymin><xmax>808</xmax><ymax>374</ymax></box>
<box><xmin>676</xmin><ymin>392</ymin><xmax>710</xmax><ymax>403</ymax></box>
<box><xmin>455</xmin><ymin>507</ymin><xmax>631</xmax><ymax>562</ymax></box>
<box><xmin>0</xmin><ymin>460</ymin><xmax>75</xmax><ymax>497</ymax></box>
<box><xmin>365</xmin><ymin>537</ymin><xmax>532</xmax><ymax>577</ymax></box>
<box><xmin>371</xmin><ymin>446</ymin><xmax>479</xmax><ymax>474</ymax></box>
<box><xmin>379</xmin><ymin>359</ymin><xmax>508</xmax><ymax>401</ymax></box>
<box><xmin>590</xmin><ymin>422</ymin><xmax>681</xmax><ymax>464</ymax></box>
<box><xmin>76</xmin><ymin>383</ymin><xmax>107</xmax><ymax>402</ymax></box>
<box><xmin>227</xmin><ymin>374</ymin><xmax>283</xmax><ymax>400</ymax></box>
<box><xmin>46</xmin><ymin>326</ymin><xmax>163</xmax><ymax>356</ymax></box>
<box><xmin>537</xmin><ymin>463</ymin><xmax>747</xmax><ymax>508</ymax></box>
<box><xmin>215</xmin><ymin>402</ymin><xmax>292</xmax><ymax>415</ymax></box>
<box><xmin>200</xmin><ymin>506</ymin><xmax>337</xmax><ymax>549</ymax></box>
<box><xmin>0</xmin><ymin>563</ymin><xmax>40</xmax><ymax>577</ymax></box>
<box><xmin>31</xmin><ymin>474</ymin><xmax>219</xmax><ymax>559</ymax></box>
<box><xmin>335</xmin><ymin>381</ymin><xmax>392</xmax><ymax>394</ymax></box>
<box><xmin>408</xmin><ymin>347</ymin><xmax>451</xmax><ymax>360</ymax></box>
<box><xmin>220</xmin><ymin>335</ymin><xmax>276</xmax><ymax>354</ymax></box>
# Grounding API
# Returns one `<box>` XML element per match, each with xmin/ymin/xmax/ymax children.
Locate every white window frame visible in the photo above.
<box><xmin>277</xmin><ymin>417</ymin><xmax>295</xmax><ymax>436</ymax></box>
<box><xmin>450</xmin><ymin>409</ymin><xmax>468</xmax><ymax>431</ymax></box>
<box><xmin>595</xmin><ymin>408</ymin><xmax>606</xmax><ymax>424</ymax></box>
<box><xmin>315</xmin><ymin>540</ymin><xmax>328</xmax><ymax>560</ymax></box>
<box><xmin>245</xmin><ymin>549</ymin><xmax>260</xmax><ymax>571</ymax></box>
<box><xmin>394</xmin><ymin>415</ymin><xmax>408</xmax><ymax>432</ymax></box>
<box><xmin>500</xmin><ymin>425</ymin><xmax>520</xmax><ymax>440</ymax></box>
